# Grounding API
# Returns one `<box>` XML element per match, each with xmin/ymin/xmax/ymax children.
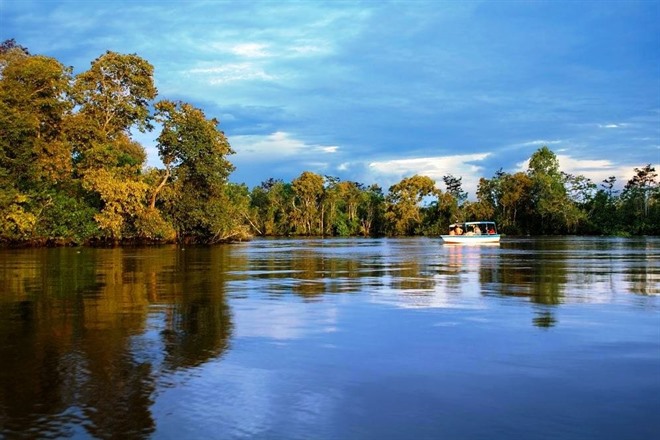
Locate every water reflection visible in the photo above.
<box><xmin>0</xmin><ymin>237</ymin><xmax>658</xmax><ymax>439</ymax></box>
<box><xmin>0</xmin><ymin>246</ymin><xmax>234</xmax><ymax>438</ymax></box>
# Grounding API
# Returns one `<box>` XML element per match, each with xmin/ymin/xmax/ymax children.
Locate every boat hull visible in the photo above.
<box><xmin>440</xmin><ymin>234</ymin><xmax>501</xmax><ymax>244</ymax></box>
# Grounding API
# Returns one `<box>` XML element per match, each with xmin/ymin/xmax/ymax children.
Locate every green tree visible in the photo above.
<box><xmin>71</xmin><ymin>51</ymin><xmax>156</xmax><ymax>138</ymax></box>
<box><xmin>476</xmin><ymin>170</ymin><xmax>532</xmax><ymax>234</ymax></box>
<box><xmin>324</xmin><ymin>179</ymin><xmax>364</xmax><ymax>236</ymax></box>
<box><xmin>620</xmin><ymin>164</ymin><xmax>659</xmax><ymax>235</ymax></box>
<box><xmin>81</xmin><ymin>168</ymin><xmax>149</xmax><ymax>240</ymax></box>
<box><xmin>66</xmin><ymin>52</ymin><xmax>158</xmax><ymax>240</ymax></box>
<box><xmin>250</xmin><ymin>178</ymin><xmax>295</xmax><ymax>236</ymax></box>
<box><xmin>291</xmin><ymin>171</ymin><xmax>325</xmax><ymax>235</ymax></box>
<box><xmin>385</xmin><ymin>175</ymin><xmax>439</xmax><ymax>236</ymax></box>
<box><xmin>527</xmin><ymin>146</ymin><xmax>580</xmax><ymax>233</ymax></box>
<box><xmin>0</xmin><ymin>41</ymin><xmax>77</xmax><ymax>242</ymax></box>
<box><xmin>339</xmin><ymin>181</ymin><xmax>365</xmax><ymax>235</ymax></box>
<box><xmin>322</xmin><ymin>175</ymin><xmax>342</xmax><ymax>236</ymax></box>
<box><xmin>443</xmin><ymin>174</ymin><xmax>467</xmax><ymax>205</ymax></box>
<box><xmin>357</xmin><ymin>184</ymin><xmax>385</xmax><ymax>236</ymax></box>
<box><xmin>154</xmin><ymin>100</ymin><xmax>239</xmax><ymax>242</ymax></box>
<box><xmin>0</xmin><ymin>50</ymin><xmax>73</xmax><ymax>186</ymax></box>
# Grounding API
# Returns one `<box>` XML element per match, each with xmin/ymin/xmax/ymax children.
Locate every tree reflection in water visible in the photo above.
<box><xmin>0</xmin><ymin>245</ymin><xmax>233</xmax><ymax>438</ymax></box>
<box><xmin>0</xmin><ymin>238</ymin><xmax>657</xmax><ymax>438</ymax></box>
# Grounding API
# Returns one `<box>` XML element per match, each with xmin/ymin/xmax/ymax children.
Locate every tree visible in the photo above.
<box><xmin>322</xmin><ymin>175</ymin><xmax>341</xmax><ymax>236</ymax></box>
<box><xmin>601</xmin><ymin>176</ymin><xmax>618</xmax><ymax>199</ymax></box>
<box><xmin>475</xmin><ymin>170</ymin><xmax>533</xmax><ymax>234</ymax></box>
<box><xmin>357</xmin><ymin>184</ymin><xmax>385</xmax><ymax>236</ymax></box>
<box><xmin>500</xmin><ymin>172</ymin><xmax>533</xmax><ymax>233</ymax></box>
<box><xmin>527</xmin><ymin>146</ymin><xmax>580</xmax><ymax>233</ymax></box>
<box><xmin>563</xmin><ymin>173</ymin><xmax>596</xmax><ymax>206</ymax></box>
<box><xmin>154</xmin><ymin>100</ymin><xmax>238</xmax><ymax>242</ymax></box>
<box><xmin>338</xmin><ymin>181</ymin><xmax>365</xmax><ymax>235</ymax></box>
<box><xmin>325</xmin><ymin>179</ymin><xmax>364</xmax><ymax>236</ymax></box>
<box><xmin>422</xmin><ymin>190</ymin><xmax>458</xmax><ymax>236</ymax></box>
<box><xmin>0</xmin><ymin>42</ymin><xmax>76</xmax><ymax>243</ymax></box>
<box><xmin>620</xmin><ymin>164</ymin><xmax>659</xmax><ymax>234</ymax></box>
<box><xmin>81</xmin><ymin>168</ymin><xmax>149</xmax><ymax>240</ymax></box>
<box><xmin>69</xmin><ymin>52</ymin><xmax>156</xmax><ymax>172</ymax></box>
<box><xmin>71</xmin><ymin>51</ymin><xmax>156</xmax><ymax>138</ymax></box>
<box><xmin>250</xmin><ymin>178</ymin><xmax>295</xmax><ymax>236</ymax></box>
<box><xmin>443</xmin><ymin>174</ymin><xmax>467</xmax><ymax>205</ymax></box>
<box><xmin>0</xmin><ymin>49</ymin><xmax>73</xmax><ymax>187</ymax></box>
<box><xmin>64</xmin><ymin>52</ymin><xmax>158</xmax><ymax>240</ymax></box>
<box><xmin>291</xmin><ymin>171</ymin><xmax>324</xmax><ymax>235</ymax></box>
<box><xmin>0</xmin><ymin>38</ymin><xmax>29</xmax><ymax>56</ymax></box>
<box><xmin>385</xmin><ymin>175</ymin><xmax>439</xmax><ymax>236</ymax></box>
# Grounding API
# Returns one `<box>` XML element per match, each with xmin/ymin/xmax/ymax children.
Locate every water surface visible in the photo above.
<box><xmin>0</xmin><ymin>237</ymin><xmax>658</xmax><ymax>439</ymax></box>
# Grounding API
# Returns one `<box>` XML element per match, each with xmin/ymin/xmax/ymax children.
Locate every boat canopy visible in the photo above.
<box><xmin>447</xmin><ymin>221</ymin><xmax>498</xmax><ymax>235</ymax></box>
<box><xmin>449</xmin><ymin>221</ymin><xmax>497</xmax><ymax>228</ymax></box>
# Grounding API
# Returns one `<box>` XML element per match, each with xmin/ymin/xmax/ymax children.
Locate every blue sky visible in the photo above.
<box><xmin>1</xmin><ymin>0</ymin><xmax>659</xmax><ymax>196</ymax></box>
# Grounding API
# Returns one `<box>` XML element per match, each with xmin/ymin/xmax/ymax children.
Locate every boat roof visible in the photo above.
<box><xmin>449</xmin><ymin>221</ymin><xmax>496</xmax><ymax>227</ymax></box>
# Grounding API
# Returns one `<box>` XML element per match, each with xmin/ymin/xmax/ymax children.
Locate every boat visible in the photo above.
<box><xmin>440</xmin><ymin>221</ymin><xmax>500</xmax><ymax>244</ymax></box>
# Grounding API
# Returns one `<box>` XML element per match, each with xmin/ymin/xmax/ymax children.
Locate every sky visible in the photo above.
<box><xmin>1</xmin><ymin>0</ymin><xmax>659</xmax><ymax>196</ymax></box>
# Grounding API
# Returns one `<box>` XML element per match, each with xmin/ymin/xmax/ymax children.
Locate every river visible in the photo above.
<box><xmin>0</xmin><ymin>237</ymin><xmax>658</xmax><ymax>439</ymax></box>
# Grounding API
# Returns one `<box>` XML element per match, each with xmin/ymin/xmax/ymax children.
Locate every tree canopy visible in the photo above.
<box><xmin>1</xmin><ymin>40</ymin><xmax>658</xmax><ymax>245</ymax></box>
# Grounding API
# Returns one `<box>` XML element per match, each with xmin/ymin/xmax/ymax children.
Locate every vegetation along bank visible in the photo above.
<box><xmin>1</xmin><ymin>40</ymin><xmax>658</xmax><ymax>246</ymax></box>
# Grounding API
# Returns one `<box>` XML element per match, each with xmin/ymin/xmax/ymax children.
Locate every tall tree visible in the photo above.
<box><xmin>385</xmin><ymin>175</ymin><xmax>439</xmax><ymax>236</ymax></box>
<box><xmin>620</xmin><ymin>164</ymin><xmax>659</xmax><ymax>234</ymax></box>
<box><xmin>71</xmin><ymin>51</ymin><xmax>156</xmax><ymax>138</ymax></box>
<box><xmin>0</xmin><ymin>47</ymin><xmax>73</xmax><ymax>187</ymax></box>
<box><xmin>66</xmin><ymin>52</ymin><xmax>158</xmax><ymax>239</ymax></box>
<box><xmin>291</xmin><ymin>171</ymin><xmax>324</xmax><ymax>235</ymax></box>
<box><xmin>0</xmin><ymin>42</ymin><xmax>76</xmax><ymax>241</ymax></box>
<box><xmin>250</xmin><ymin>178</ymin><xmax>294</xmax><ymax>236</ymax></box>
<box><xmin>527</xmin><ymin>146</ymin><xmax>580</xmax><ymax>233</ymax></box>
<box><xmin>443</xmin><ymin>174</ymin><xmax>467</xmax><ymax>205</ymax></box>
<box><xmin>357</xmin><ymin>184</ymin><xmax>385</xmax><ymax>237</ymax></box>
<box><xmin>154</xmin><ymin>100</ymin><xmax>239</xmax><ymax>242</ymax></box>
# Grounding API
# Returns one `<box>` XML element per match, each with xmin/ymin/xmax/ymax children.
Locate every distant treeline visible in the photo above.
<box><xmin>1</xmin><ymin>40</ymin><xmax>658</xmax><ymax>245</ymax></box>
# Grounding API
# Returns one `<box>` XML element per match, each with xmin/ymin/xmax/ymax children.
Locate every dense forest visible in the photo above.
<box><xmin>1</xmin><ymin>40</ymin><xmax>658</xmax><ymax>245</ymax></box>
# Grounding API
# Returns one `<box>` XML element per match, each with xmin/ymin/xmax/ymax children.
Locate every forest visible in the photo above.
<box><xmin>1</xmin><ymin>40</ymin><xmax>658</xmax><ymax>246</ymax></box>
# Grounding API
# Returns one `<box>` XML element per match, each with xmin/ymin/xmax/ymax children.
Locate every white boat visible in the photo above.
<box><xmin>441</xmin><ymin>221</ymin><xmax>500</xmax><ymax>244</ymax></box>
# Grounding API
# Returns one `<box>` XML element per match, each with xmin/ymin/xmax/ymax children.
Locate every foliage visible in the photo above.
<box><xmin>619</xmin><ymin>165</ymin><xmax>659</xmax><ymax>235</ymax></box>
<box><xmin>0</xmin><ymin>40</ymin><xmax>657</xmax><ymax>244</ymax></box>
<box><xmin>385</xmin><ymin>175</ymin><xmax>439</xmax><ymax>236</ymax></box>
<box><xmin>154</xmin><ymin>100</ymin><xmax>238</xmax><ymax>242</ymax></box>
<box><xmin>291</xmin><ymin>171</ymin><xmax>325</xmax><ymax>235</ymax></box>
<box><xmin>443</xmin><ymin>174</ymin><xmax>467</xmax><ymax>204</ymax></box>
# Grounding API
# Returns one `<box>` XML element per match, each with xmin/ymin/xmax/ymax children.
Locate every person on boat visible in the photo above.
<box><xmin>455</xmin><ymin>225</ymin><xmax>463</xmax><ymax>235</ymax></box>
<box><xmin>474</xmin><ymin>225</ymin><xmax>482</xmax><ymax>235</ymax></box>
<box><xmin>488</xmin><ymin>226</ymin><xmax>495</xmax><ymax>234</ymax></box>
<box><xmin>449</xmin><ymin>226</ymin><xmax>456</xmax><ymax>236</ymax></box>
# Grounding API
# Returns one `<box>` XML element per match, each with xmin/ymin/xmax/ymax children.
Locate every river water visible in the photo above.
<box><xmin>0</xmin><ymin>237</ymin><xmax>658</xmax><ymax>439</ymax></box>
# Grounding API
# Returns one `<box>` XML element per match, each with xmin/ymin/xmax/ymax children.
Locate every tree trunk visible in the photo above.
<box><xmin>149</xmin><ymin>165</ymin><xmax>170</xmax><ymax>209</ymax></box>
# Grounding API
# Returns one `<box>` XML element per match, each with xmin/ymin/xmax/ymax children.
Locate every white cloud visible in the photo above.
<box><xmin>230</xmin><ymin>132</ymin><xmax>339</xmax><ymax>160</ymax></box>
<box><xmin>188</xmin><ymin>62</ymin><xmax>277</xmax><ymax>84</ymax></box>
<box><xmin>515</xmin><ymin>154</ymin><xmax>646</xmax><ymax>188</ymax></box>
<box><xmin>230</xmin><ymin>43</ymin><xmax>270</xmax><ymax>58</ymax></box>
<box><xmin>557</xmin><ymin>155</ymin><xmax>640</xmax><ymax>186</ymax></box>
<box><xmin>514</xmin><ymin>139</ymin><xmax>563</xmax><ymax>147</ymax></box>
<box><xmin>367</xmin><ymin>153</ymin><xmax>491</xmax><ymax>196</ymax></box>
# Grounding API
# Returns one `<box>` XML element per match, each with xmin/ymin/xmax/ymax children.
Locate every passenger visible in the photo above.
<box><xmin>449</xmin><ymin>227</ymin><xmax>456</xmax><ymax>236</ymax></box>
<box><xmin>474</xmin><ymin>225</ymin><xmax>482</xmax><ymax>235</ymax></box>
<box><xmin>488</xmin><ymin>227</ymin><xmax>495</xmax><ymax>234</ymax></box>
<box><xmin>455</xmin><ymin>225</ymin><xmax>463</xmax><ymax>235</ymax></box>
